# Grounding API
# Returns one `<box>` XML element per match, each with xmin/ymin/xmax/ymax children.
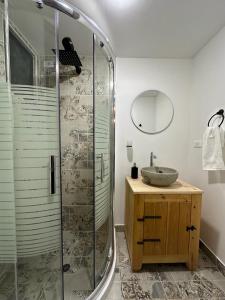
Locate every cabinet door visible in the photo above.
<box><xmin>166</xmin><ymin>196</ymin><xmax>191</xmax><ymax>256</ymax></box>
<box><xmin>143</xmin><ymin>201</ymin><xmax>168</xmax><ymax>255</ymax></box>
<box><xmin>143</xmin><ymin>195</ymin><xmax>192</xmax><ymax>257</ymax></box>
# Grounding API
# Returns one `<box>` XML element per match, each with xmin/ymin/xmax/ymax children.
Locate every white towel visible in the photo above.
<box><xmin>202</xmin><ymin>126</ymin><xmax>225</xmax><ymax>170</ymax></box>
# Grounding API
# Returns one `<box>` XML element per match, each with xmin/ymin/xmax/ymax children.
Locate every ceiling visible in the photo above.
<box><xmin>7</xmin><ymin>0</ymin><xmax>225</xmax><ymax>58</ymax></box>
<box><xmin>70</xmin><ymin>0</ymin><xmax>225</xmax><ymax>58</ymax></box>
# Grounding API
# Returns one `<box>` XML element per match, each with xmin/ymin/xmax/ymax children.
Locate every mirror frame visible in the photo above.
<box><xmin>130</xmin><ymin>90</ymin><xmax>174</xmax><ymax>134</ymax></box>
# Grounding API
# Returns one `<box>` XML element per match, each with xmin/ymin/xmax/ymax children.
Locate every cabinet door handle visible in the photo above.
<box><xmin>186</xmin><ymin>225</ymin><xmax>196</xmax><ymax>232</ymax></box>
<box><xmin>137</xmin><ymin>239</ymin><xmax>161</xmax><ymax>245</ymax></box>
<box><xmin>137</xmin><ymin>216</ymin><xmax>162</xmax><ymax>221</ymax></box>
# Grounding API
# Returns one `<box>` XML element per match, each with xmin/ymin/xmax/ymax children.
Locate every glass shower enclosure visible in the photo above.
<box><xmin>0</xmin><ymin>0</ymin><xmax>115</xmax><ymax>299</ymax></box>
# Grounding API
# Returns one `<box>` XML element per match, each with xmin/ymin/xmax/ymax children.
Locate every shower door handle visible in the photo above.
<box><xmin>50</xmin><ymin>155</ymin><xmax>56</xmax><ymax>195</ymax></box>
<box><xmin>96</xmin><ymin>153</ymin><xmax>104</xmax><ymax>183</ymax></box>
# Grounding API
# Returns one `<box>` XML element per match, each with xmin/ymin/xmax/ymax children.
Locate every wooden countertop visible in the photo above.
<box><xmin>126</xmin><ymin>176</ymin><xmax>203</xmax><ymax>194</ymax></box>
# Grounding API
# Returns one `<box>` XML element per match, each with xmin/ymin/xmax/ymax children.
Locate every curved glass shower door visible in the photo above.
<box><xmin>7</xmin><ymin>0</ymin><xmax>63</xmax><ymax>299</ymax></box>
<box><xmin>1</xmin><ymin>1</ymin><xmax>115</xmax><ymax>299</ymax></box>
<box><xmin>58</xmin><ymin>10</ymin><xmax>95</xmax><ymax>299</ymax></box>
<box><xmin>94</xmin><ymin>37</ymin><xmax>114</xmax><ymax>286</ymax></box>
<box><xmin>0</xmin><ymin>2</ymin><xmax>17</xmax><ymax>299</ymax></box>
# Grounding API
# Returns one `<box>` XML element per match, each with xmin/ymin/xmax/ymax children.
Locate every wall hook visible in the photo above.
<box><xmin>208</xmin><ymin>109</ymin><xmax>224</xmax><ymax>127</ymax></box>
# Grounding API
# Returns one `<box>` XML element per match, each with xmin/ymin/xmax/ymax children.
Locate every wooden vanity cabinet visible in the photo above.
<box><xmin>125</xmin><ymin>177</ymin><xmax>202</xmax><ymax>271</ymax></box>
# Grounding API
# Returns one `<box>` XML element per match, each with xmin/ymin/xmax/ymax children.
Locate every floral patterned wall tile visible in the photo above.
<box><xmin>62</xmin><ymin>187</ymin><xmax>93</xmax><ymax>206</ymax></box>
<box><xmin>63</xmin><ymin>205</ymin><xmax>94</xmax><ymax>232</ymax></box>
<box><xmin>0</xmin><ymin>44</ymin><xmax>6</xmax><ymax>82</ymax></box>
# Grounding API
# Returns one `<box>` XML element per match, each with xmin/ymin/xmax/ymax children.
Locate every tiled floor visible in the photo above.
<box><xmin>63</xmin><ymin>223</ymin><xmax>110</xmax><ymax>300</ymax></box>
<box><xmin>0</xmin><ymin>264</ymin><xmax>17</xmax><ymax>300</ymax></box>
<box><xmin>1</xmin><ymin>231</ymin><xmax>225</xmax><ymax>300</ymax></box>
<box><xmin>105</xmin><ymin>231</ymin><xmax>225</xmax><ymax>300</ymax></box>
<box><xmin>63</xmin><ymin>230</ymin><xmax>93</xmax><ymax>300</ymax></box>
<box><xmin>0</xmin><ymin>228</ymin><xmax>108</xmax><ymax>300</ymax></box>
<box><xmin>0</xmin><ymin>252</ymin><xmax>62</xmax><ymax>300</ymax></box>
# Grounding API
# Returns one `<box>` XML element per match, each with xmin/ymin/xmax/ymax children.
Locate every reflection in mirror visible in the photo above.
<box><xmin>131</xmin><ymin>90</ymin><xmax>174</xmax><ymax>134</ymax></box>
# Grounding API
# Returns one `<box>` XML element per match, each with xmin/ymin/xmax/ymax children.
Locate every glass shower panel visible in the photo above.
<box><xmin>0</xmin><ymin>2</ymin><xmax>17</xmax><ymax>299</ymax></box>
<box><xmin>94</xmin><ymin>37</ymin><xmax>113</xmax><ymax>285</ymax></box>
<box><xmin>8</xmin><ymin>0</ymin><xmax>63</xmax><ymax>299</ymax></box>
<box><xmin>58</xmin><ymin>11</ymin><xmax>95</xmax><ymax>298</ymax></box>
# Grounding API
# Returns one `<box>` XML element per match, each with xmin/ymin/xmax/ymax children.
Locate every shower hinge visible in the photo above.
<box><xmin>35</xmin><ymin>0</ymin><xmax>44</xmax><ymax>9</ymax></box>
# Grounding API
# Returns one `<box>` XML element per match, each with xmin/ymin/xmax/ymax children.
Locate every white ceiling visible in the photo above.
<box><xmin>70</xmin><ymin>0</ymin><xmax>225</xmax><ymax>58</ymax></box>
<box><xmin>8</xmin><ymin>0</ymin><xmax>225</xmax><ymax>58</ymax></box>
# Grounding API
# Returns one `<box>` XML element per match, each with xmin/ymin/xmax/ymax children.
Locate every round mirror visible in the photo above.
<box><xmin>131</xmin><ymin>90</ymin><xmax>174</xmax><ymax>134</ymax></box>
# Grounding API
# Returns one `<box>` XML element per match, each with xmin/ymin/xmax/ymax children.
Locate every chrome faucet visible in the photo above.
<box><xmin>150</xmin><ymin>152</ymin><xmax>157</xmax><ymax>167</ymax></box>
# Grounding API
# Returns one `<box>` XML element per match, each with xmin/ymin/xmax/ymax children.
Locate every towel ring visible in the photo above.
<box><xmin>208</xmin><ymin>109</ymin><xmax>224</xmax><ymax>127</ymax></box>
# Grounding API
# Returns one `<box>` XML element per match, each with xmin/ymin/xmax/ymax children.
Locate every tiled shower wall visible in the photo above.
<box><xmin>60</xmin><ymin>57</ymin><xmax>94</xmax><ymax>279</ymax></box>
<box><xmin>27</xmin><ymin>52</ymin><xmax>110</xmax><ymax>292</ymax></box>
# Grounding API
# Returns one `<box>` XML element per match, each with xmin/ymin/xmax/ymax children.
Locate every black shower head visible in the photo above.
<box><xmin>52</xmin><ymin>37</ymin><xmax>82</xmax><ymax>76</ymax></box>
<box><xmin>62</xmin><ymin>37</ymin><xmax>74</xmax><ymax>51</ymax></box>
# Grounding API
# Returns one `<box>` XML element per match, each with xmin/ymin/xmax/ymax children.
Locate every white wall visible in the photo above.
<box><xmin>115</xmin><ymin>58</ymin><xmax>192</xmax><ymax>224</ymax></box>
<box><xmin>115</xmin><ymin>27</ymin><xmax>225</xmax><ymax>265</ymax></box>
<box><xmin>188</xmin><ymin>26</ymin><xmax>225</xmax><ymax>264</ymax></box>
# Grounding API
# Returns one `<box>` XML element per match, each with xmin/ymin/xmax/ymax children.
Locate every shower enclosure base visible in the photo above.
<box><xmin>86</xmin><ymin>229</ymin><xmax>116</xmax><ymax>300</ymax></box>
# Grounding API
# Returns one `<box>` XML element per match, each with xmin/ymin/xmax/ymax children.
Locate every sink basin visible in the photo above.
<box><xmin>141</xmin><ymin>166</ymin><xmax>178</xmax><ymax>187</ymax></box>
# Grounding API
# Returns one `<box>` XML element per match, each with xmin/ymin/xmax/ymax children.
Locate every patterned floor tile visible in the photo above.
<box><xmin>171</xmin><ymin>270</ymin><xmax>200</xmax><ymax>281</ymax></box>
<box><xmin>121</xmin><ymin>281</ymin><xmax>136</xmax><ymax>299</ymax></box>
<box><xmin>158</xmin><ymin>271</ymin><xmax>174</xmax><ymax>282</ymax></box>
<box><xmin>197</xmin><ymin>267</ymin><xmax>225</xmax><ymax>281</ymax></box>
<box><xmin>134</xmin><ymin>280</ymin><xmax>166</xmax><ymax>299</ymax></box>
<box><xmin>120</xmin><ymin>267</ymin><xmax>148</xmax><ymax>282</ymax></box>
<box><xmin>162</xmin><ymin>281</ymin><xmax>182</xmax><ymax>299</ymax></box>
<box><xmin>107</xmin><ymin>231</ymin><xmax>225</xmax><ymax>300</ymax></box>
<box><xmin>71</xmin><ymin>290</ymin><xmax>92</xmax><ymax>300</ymax></box>
<box><xmin>1</xmin><ymin>230</ymin><xmax>225</xmax><ymax>300</ymax></box>
<box><xmin>200</xmin><ymin>278</ymin><xmax>225</xmax><ymax>298</ymax></box>
<box><xmin>177</xmin><ymin>280</ymin><xmax>213</xmax><ymax>298</ymax></box>
<box><xmin>212</xmin><ymin>280</ymin><xmax>225</xmax><ymax>294</ymax></box>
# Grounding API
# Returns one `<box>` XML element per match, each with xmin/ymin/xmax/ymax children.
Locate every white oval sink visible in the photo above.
<box><xmin>141</xmin><ymin>166</ymin><xmax>178</xmax><ymax>187</ymax></box>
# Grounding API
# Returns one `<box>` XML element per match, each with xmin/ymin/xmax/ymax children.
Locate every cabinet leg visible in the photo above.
<box><xmin>186</xmin><ymin>261</ymin><xmax>196</xmax><ymax>271</ymax></box>
<box><xmin>186</xmin><ymin>250</ymin><xmax>199</xmax><ymax>271</ymax></box>
<box><xmin>132</xmin><ymin>261</ymin><xmax>142</xmax><ymax>272</ymax></box>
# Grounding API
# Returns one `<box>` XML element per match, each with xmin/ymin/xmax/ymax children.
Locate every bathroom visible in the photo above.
<box><xmin>0</xmin><ymin>0</ymin><xmax>225</xmax><ymax>299</ymax></box>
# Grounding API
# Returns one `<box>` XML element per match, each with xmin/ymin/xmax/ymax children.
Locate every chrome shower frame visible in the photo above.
<box><xmin>41</xmin><ymin>1</ymin><xmax>116</xmax><ymax>299</ymax></box>
<box><xmin>42</xmin><ymin>0</ymin><xmax>114</xmax><ymax>60</ymax></box>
